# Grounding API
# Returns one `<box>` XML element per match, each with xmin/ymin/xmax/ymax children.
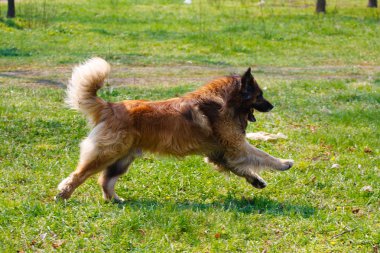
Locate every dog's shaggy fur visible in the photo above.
<box><xmin>57</xmin><ymin>58</ymin><xmax>293</xmax><ymax>202</ymax></box>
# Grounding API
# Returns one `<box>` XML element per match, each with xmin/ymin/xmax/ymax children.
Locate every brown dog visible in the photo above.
<box><xmin>57</xmin><ymin>58</ymin><xmax>293</xmax><ymax>202</ymax></box>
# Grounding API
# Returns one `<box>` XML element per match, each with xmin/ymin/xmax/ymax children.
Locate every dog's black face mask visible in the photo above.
<box><xmin>240</xmin><ymin>68</ymin><xmax>273</xmax><ymax>122</ymax></box>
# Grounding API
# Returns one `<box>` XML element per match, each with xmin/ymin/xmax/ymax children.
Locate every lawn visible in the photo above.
<box><xmin>0</xmin><ymin>0</ymin><xmax>380</xmax><ymax>68</ymax></box>
<box><xmin>0</xmin><ymin>0</ymin><xmax>379</xmax><ymax>252</ymax></box>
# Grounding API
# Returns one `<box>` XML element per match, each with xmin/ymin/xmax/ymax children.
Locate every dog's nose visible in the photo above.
<box><xmin>266</xmin><ymin>103</ymin><xmax>274</xmax><ymax>112</ymax></box>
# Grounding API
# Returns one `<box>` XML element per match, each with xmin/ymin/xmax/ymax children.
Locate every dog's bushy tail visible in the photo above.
<box><xmin>66</xmin><ymin>57</ymin><xmax>111</xmax><ymax>125</ymax></box>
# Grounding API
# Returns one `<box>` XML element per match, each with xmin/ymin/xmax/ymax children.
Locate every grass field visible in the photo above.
<box><xmin>1</xmin><ymin>0</ymin><xmax>379</xmax><ymax>252</ymax></box>
<box><xmin>1</xmin><ymin>0</ymin><xmax>380</xmax><ymax>68</ymax></box>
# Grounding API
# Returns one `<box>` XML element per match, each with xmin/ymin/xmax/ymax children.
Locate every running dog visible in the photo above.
<box><xmin>56</xmin><ymin>58</ymin><xmax>293</xmax><ymax>202</ymax></box>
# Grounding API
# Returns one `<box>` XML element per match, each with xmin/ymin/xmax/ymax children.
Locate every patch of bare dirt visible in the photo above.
<box><xmin>0</xmin><ymin>64</ymin><xmax>379</xmax><ymax>88</ymax></box>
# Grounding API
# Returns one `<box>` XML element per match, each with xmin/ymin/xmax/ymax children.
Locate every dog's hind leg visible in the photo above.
<box><xmin>56</xmin><ymin>129</ymin><xmax>127</xmax><ymax>200</ymax></box>
<box><xmin>98</xmin><ymin>150</ymin><xmax>140</xmax><ymax>202</ymax></box>
<box><xmin>56</xmin><ymin>157</ymin><xmax>115</xmax><ymax>200</ymax></box>
<box><xmin>56</xmin><ymin>142</ymin><xmax>121</xmax><ymax>201</ymax></box>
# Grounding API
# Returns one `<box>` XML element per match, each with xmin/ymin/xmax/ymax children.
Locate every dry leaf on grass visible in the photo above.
<box><xmin>361</xmin><ymin>185</ymin><xmax>373</xmax><ymax>192</ymax></box>
<box><xmin>52</xmin><ymin>240</ymin><xmax>65</xmax><ymax>249</ymax></box>
<box><xmin>246</xmin><ymin>132</ymin><xmax>287</xmax><ymax>141</ymax></box>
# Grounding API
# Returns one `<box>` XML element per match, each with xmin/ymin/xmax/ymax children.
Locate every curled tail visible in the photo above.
<box><xmin>66</xmin><ymin>57</ymin><xmax>111</xmax><ymax>125</ymax></box>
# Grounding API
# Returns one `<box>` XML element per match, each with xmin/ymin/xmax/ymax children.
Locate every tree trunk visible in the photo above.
<box><xmin>368</xmin><ymin>0</ymin><xmax>378</xmax><ymax>8</ymax></box>
<box><xmin>7</xmin><ymin>0</ymin><xmax>16</xmax><ymax>18</ymax></box>
<box><xmin>316</xmin><ymin>0</ymin><xmax>326</xmax><ymax>13</ymax></box>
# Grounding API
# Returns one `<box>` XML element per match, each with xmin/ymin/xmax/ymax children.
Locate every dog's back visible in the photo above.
<box><xmin>66</xmin><ymin>58</ymin><xmax>232</xmax><ymax>156</ymax></box>
<box><xmin>118</xmin><ymin>98</ymin><xmax>217</xmax><ymax>156</ymax></box>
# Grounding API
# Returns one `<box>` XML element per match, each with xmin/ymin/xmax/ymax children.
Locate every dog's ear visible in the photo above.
<box><xmin>241</xmin><ymin>67</ymin><xmax>253</xmax><ymax>100</ymax></box>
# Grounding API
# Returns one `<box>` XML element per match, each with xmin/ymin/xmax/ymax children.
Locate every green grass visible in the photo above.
<box><xmin>0</xmin><ymin>78</ymin><xmax>379</xmax><ymax>252</ymax></box>
<box><xmin>0</xmin><ymin>0</ymin><xmax>380</xmax><ymax>68</ymax></box>
<box><xmin>0</xmin><ymin>0</ymin><xmax>380</xmax><ymax>252</ymax></box>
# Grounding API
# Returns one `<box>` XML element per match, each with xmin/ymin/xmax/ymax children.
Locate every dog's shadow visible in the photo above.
<box><xmin>117</xmin><ymin>195</ymin><xmax>316</xmax><ymax>218</ymax></box>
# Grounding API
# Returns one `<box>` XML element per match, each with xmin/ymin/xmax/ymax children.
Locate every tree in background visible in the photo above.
<box><xmin>7</xmin><ymin>0</ymin><xmax>16</xmax><ymax>18</ymax></box>
<box><xmin>367</xmin><ymin>0</ymin><xmax>378</xmax><ymax>7</ymax></box>
<box><xmin>316</xmin><ymin>0</ymin><xmax>326</xmax><ymax>13</ymax></box>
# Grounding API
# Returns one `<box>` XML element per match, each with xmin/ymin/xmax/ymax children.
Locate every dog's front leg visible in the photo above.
<box><xmin>248</xmin><ymin>142</ymin><xmax>294</xmax><ymax>171</ymax></box>
<box><xmin>226</xmin><ymin>140</ymin><xmax>293</xmax><ymax>171</ymax></box>
<box><xmin>222</xmin><ymin>140</ymin><xmax>293</xmax><ymax>188</ymax></box>
<box><xmin>206</xmin><ymin>151</ymin><xmax>268</xmax><ymax>189</ymax></box>
<box><xmin>228</xmin><ymin>166</ymin><xmax>268</xmax><ymax>189</ymax></box>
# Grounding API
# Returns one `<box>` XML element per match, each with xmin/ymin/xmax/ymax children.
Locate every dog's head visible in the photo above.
<box><xmin>240</xmin><ymin>67</ymin><xmax>273</xmax><ymax>122</ymax></box>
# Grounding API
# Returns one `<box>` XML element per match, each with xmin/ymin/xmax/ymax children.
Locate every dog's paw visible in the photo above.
<box><xmin>54</xmin><ymin>192</ymin><xmax>69</xmax><ymax>202</ymax></box>
<box><xmin>110</xmin><ymin>194</ymin><xmax>125</xmax><ymax>204</ymax></box>
<box><xmin>102</xmin><ymin>193</ymin><xmax>126</xmax><ymax>204</ymax></box>
<box><xmin>246</xmin><ymin>176</ymin><xmax>267</xmax><ymax>189</ymax></box>
<box><xmin>278</xmin><ymin>159</ymin><xmax>294</xmax><ymax>171</ymax></box>
<box><xmin>112</xmin><ymin>196</ymin><xmax>125</xmax><ymax>204</ymax></box>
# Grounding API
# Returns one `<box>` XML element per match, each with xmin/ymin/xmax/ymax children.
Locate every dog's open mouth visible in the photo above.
<box><xmin>248</xmin><ymin>108</ymin><xmax>256</xmax><ymax>122</ymax></box>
